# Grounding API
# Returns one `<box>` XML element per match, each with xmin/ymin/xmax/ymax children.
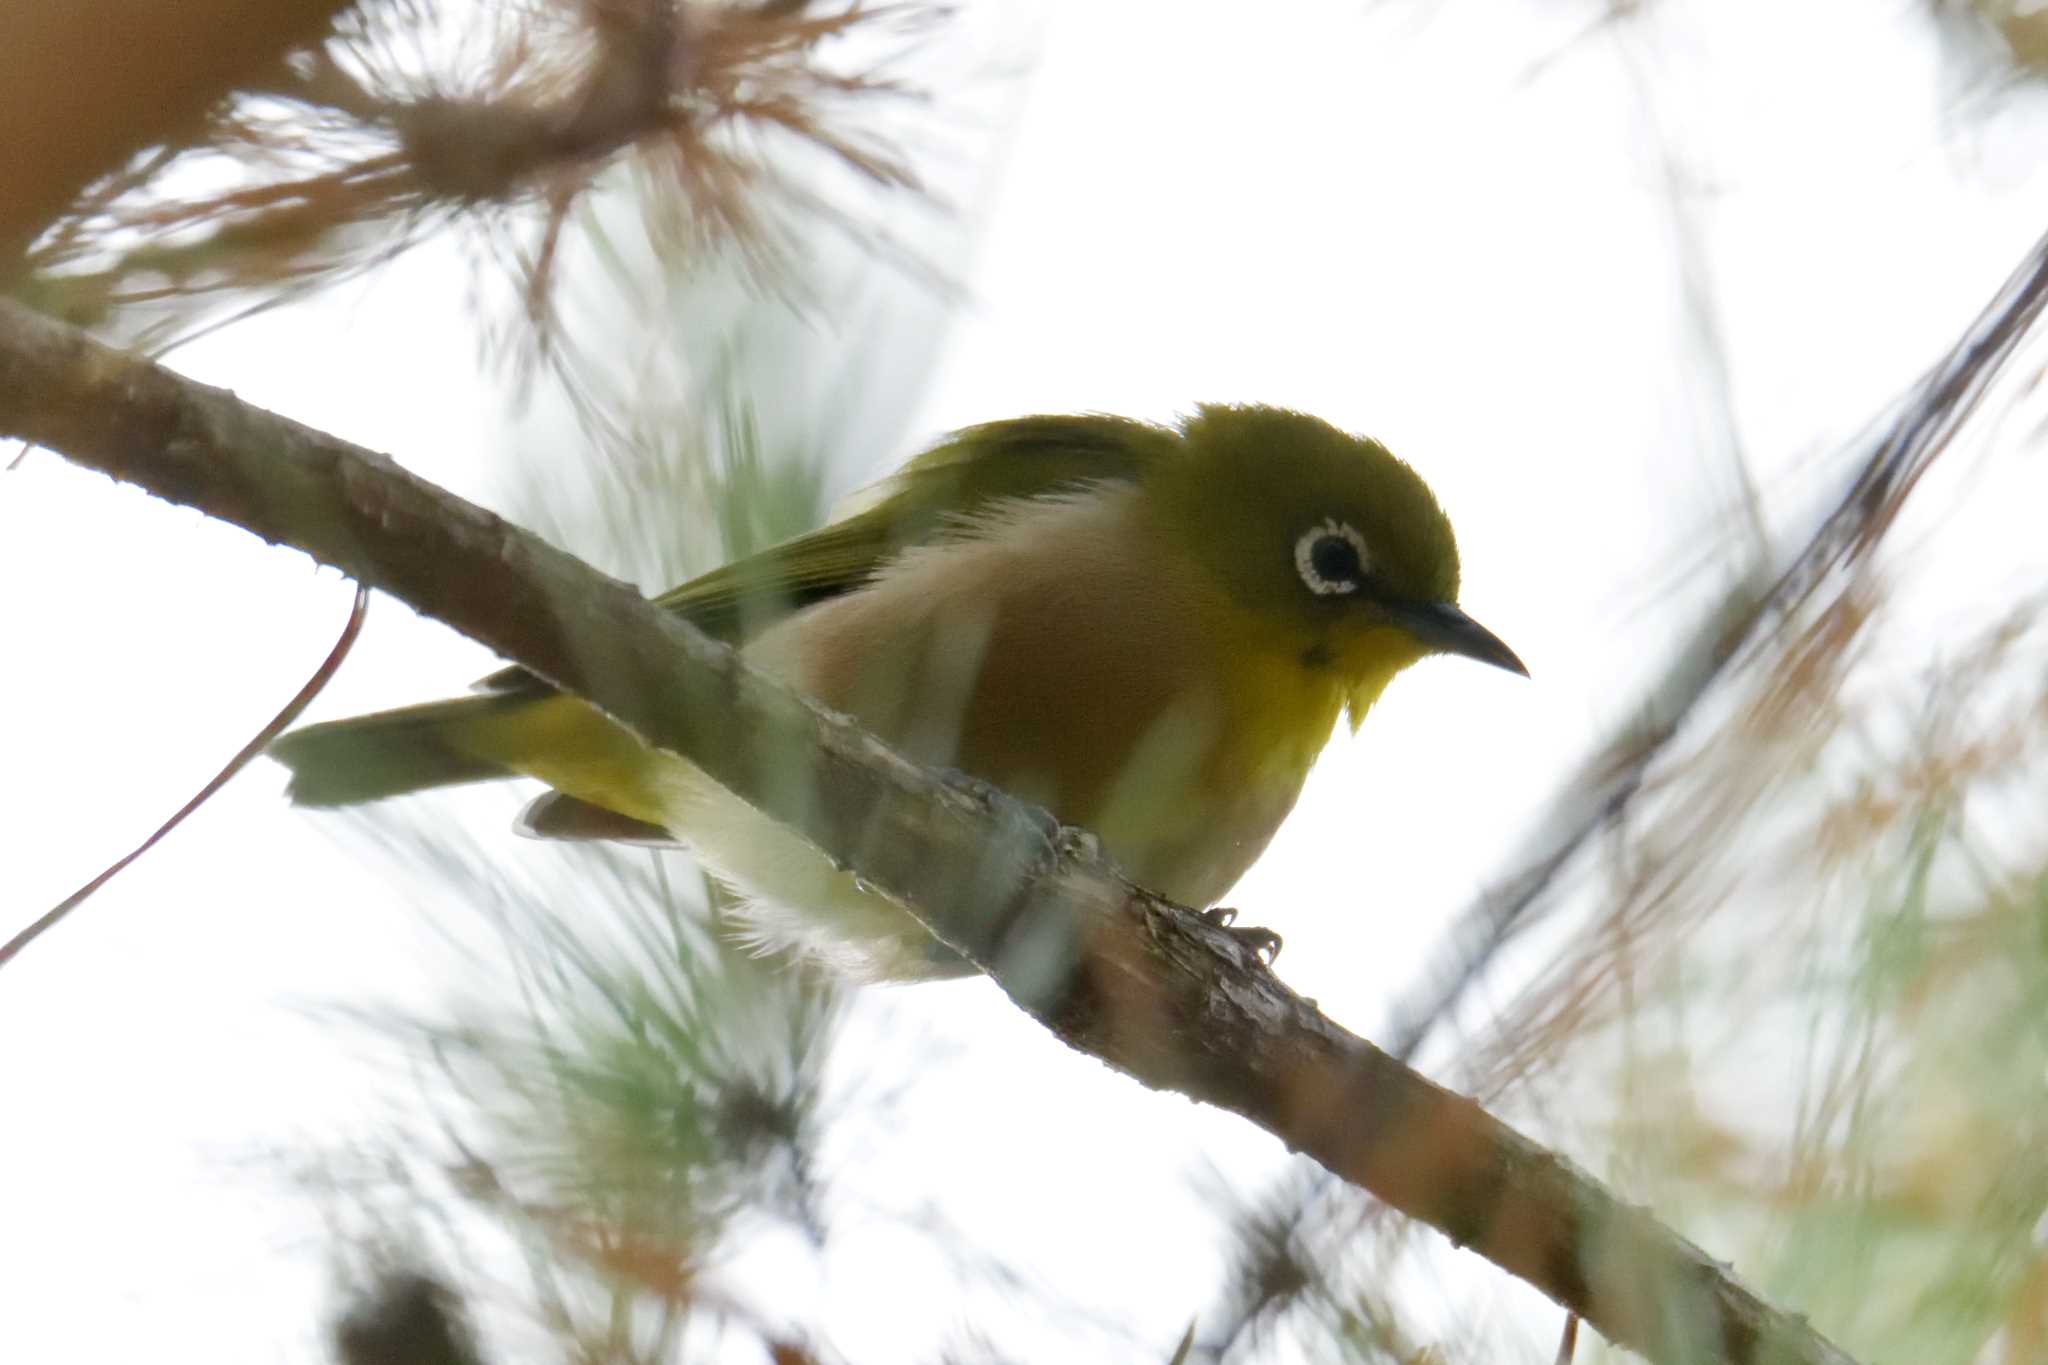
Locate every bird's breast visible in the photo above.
<box><xmin>746</xmin><ymin>488</ymin><xmax>1345</xmax><ymax>907</ymax></box>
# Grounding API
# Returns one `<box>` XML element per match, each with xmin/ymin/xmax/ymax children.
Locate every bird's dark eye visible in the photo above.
<box><xmin>1311</xmin><ymin>535</ymin><xmax>1360</xmax><ymax>583</ymax></box>
<box><xmin>1294</xmin><ymin>520</ymin><xmax>1370</xmax><ymax>597</ymax></box>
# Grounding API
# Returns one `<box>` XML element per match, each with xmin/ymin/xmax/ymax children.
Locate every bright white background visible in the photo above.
<box><xmin>7</xmin><ymin>1</ymin><xmax>2048</xmax><ymax>1359</ymax></box>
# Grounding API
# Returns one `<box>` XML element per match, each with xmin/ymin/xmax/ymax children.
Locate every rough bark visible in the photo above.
<box><xmin>0</xmin><ymin>297</ymin><xmax>1860</xmax><ymax>1365</ymax></box>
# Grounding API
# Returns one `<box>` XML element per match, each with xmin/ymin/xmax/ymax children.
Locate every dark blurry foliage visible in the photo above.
<box><xmin>335</xmin><ymin>1271</ymin><xmax>487</xmax><ymax>1365</ymax></box>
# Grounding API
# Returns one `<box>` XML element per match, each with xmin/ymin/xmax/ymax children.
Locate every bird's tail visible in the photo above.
<box><xmin>269</xmin><ymin>693</ymin><xmax>537</xmax><ymax>807</ymax></box>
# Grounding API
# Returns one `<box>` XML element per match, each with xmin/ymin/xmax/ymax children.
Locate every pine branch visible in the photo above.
<box><xmin>0</xmin><ymin>0</ymin><xmax>353</xmax><ymax>266</ymax></box>
<box><xmin>15</xmin><ymin>0</ymin><xmax>944</xmax><ymax>355</ymax></box>
<box><xmin>0</xmin><ymin>296</ymin><xmax>1861</xmax><ymax>1365</ymax></box>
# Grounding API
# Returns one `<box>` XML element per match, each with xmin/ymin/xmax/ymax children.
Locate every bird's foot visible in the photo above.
<box><xmin>932</xmin><ymin>766</ymin><xmax>1007</xmax><ymax>807</ymax></box>
<box><xmin>1198</xmin><ymin>905</ymin><xmax>1283</xmax><ymax>964</ymax></box>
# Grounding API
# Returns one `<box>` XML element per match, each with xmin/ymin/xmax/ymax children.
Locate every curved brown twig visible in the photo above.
<box><xmin>0</xmin><ymin>585</ymin><xmax>368</xmax><ymax>972</ymax></box>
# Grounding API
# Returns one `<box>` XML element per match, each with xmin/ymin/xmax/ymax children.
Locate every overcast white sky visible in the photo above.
<box><xmin>8</xmin><ymin>2</ymin><xmax>2048</xmax><ymax>1361</ymax></box>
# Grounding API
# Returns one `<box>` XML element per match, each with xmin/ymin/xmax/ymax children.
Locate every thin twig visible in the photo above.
<box><xmin>0</xmin><ymin>585</ymin><xmax>368</xmax><ymax>972</ymax></box>
<box><xmin>1555</xmin><ymin>1313</ymin><xmax>1581</xmax><ymax>1365</ymax></box>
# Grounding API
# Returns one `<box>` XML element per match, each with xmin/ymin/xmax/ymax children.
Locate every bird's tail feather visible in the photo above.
<box><xmin>269</xmin><ymin>694</ymin><xmax>535</xmax><ymax>807</ymax></box>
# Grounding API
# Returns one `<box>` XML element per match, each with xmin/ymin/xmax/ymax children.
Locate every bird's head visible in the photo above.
<box><xmin>1146</xmin><ymin>405</ymin><xmax>1525</xmax><ymax>724</ymax></box>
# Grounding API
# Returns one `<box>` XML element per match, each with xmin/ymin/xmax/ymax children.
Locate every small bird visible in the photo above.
<box><xmin>272</xmin><ymin>405</ymin><xmax>1524</xmax><ymax>979</ymax></box>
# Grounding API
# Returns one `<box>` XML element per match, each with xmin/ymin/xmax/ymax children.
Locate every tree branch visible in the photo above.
<box><xmin>0</xmin><ymin>296</ymin><xmax>1860</xmax><ymax>1365</ymax></box>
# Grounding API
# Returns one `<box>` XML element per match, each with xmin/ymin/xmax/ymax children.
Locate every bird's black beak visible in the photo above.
<box><xmin>1392</xmin><ymin>600</ymin><xmax>1528</xmax><ymax>676</ymax></box>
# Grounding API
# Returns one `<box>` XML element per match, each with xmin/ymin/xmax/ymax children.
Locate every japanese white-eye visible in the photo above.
<box><xmin>271</xmin><ymin>405</ymin><xmax>1525</xmax><ymax>979</ymax></box>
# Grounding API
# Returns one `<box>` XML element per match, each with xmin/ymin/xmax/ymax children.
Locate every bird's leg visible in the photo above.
<box><xmin>929</xmin><ymin>765</ymin><xmax>1287</xmax><ymax>964</ymax></box>
<box><xmin>1198</xmin><ymin>905</ymin><xmax>1283</xmax><ymax>963</ymax></box>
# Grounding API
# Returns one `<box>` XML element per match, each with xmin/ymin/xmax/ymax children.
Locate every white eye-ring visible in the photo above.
<box><xmin>1294</xmin><ymin>519</ymin><xmax>1370</xmax><ymax>596</ymax></box>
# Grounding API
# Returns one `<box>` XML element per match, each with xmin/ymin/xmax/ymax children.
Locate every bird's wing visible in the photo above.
<box><xmin>478</xmin><ymin>414</ymin><xmax>1174</xmax><ymax>693</ymax></box>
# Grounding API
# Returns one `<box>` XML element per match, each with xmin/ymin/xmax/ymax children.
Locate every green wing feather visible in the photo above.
<box><xmin>649</xmin><ymin>413</ymin><xmax>1167</xmax><ymax>640</ymax></box>
<box><xmin>481</xmin><ymin>413</ymin><xmax>1171</xmax><ymax>688</ymax></box>
<box><xmin>279</xmin><ymin>415</ymin><xmax>1172</xmax><ymax>808</ymax></box>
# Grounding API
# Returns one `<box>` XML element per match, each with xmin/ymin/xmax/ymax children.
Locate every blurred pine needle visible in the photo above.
<box><xmin>19</xmin><ymin>0</ymin><xmax>949</xmax><ymax>359</ymax></box>
<box><xmin>285</xmin><ymin>191</ymin><xmax>973</xmax><ymax>1351</ymax></box>
<box><xmin>324</xmin><ymin>814</ymin><xmax>847</xmax><ymax>1358</ymax></box>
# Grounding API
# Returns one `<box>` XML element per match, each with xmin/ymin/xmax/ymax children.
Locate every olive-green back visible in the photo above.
<box><xmin>482</xmin><ymin>414</ymin><xmax>1173</xmax><ymax>692</ymax></box>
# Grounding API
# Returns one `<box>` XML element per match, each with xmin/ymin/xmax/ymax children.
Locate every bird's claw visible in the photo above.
<box><xmin>1198</xmin><ymin>906</ymin><xmax>1283</xmax><ymax>964</ymax></box>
